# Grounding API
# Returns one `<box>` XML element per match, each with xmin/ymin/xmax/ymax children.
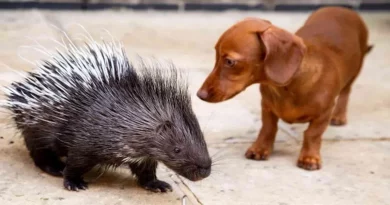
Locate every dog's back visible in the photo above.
<box><xmin>297</xmin><ymin>7</ymin><xmax>370</xmax><ymax>53</ymax></box>
<box><xmin>296</xmin><ymin>7</ymin><xmax>371</xmax><ymax>87</ymax></box>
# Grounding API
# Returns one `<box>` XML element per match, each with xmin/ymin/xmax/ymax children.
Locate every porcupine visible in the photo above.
<box><xmin>1</xmin><ymin>39</ymin><xmax>212</xmax><ymax>192</ymax></box>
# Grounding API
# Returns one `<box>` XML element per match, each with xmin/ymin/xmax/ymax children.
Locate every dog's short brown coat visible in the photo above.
<box><xmin>197</xmin><ymin>7</ymin><xmax>372</xmax><ymax>170</ymax></box>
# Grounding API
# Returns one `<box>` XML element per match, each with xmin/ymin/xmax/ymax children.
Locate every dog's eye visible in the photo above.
<box><xmin>174</xmin><ymin>147</ymin><xmax>181</xmax><ymax>154</ymax></box>
<box><xmin>225</xmin><ymin>58</ymin><xmax>236</xmax><ymax>67</ymax></box>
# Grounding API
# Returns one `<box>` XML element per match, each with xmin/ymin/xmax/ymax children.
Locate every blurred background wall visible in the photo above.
<box><xmin>0</xmin><ymin>0</ymin><xmax>389</xmax><ymax>11</ymax></box>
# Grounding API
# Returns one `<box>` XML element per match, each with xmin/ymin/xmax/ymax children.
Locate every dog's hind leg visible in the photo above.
<box><xmin>332</xmin><ymin>43</ymin><xmax>373</xmax><ymax>126</ymax></box>
<box><xmin>330</xmin><ymin>84</ymin><xmax>352</xmax><ymax>126</ymax></box>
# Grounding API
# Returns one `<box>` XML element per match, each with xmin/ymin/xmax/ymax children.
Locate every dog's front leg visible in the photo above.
<box><xmin>245</xmin><ymin>103</ymin><xmax>279</xmax><ymax>160</ymax></box>
<box><xmin>298</xmin><ymin>109</ymin><xmax>332</xmax><ymax>170</ymax></box>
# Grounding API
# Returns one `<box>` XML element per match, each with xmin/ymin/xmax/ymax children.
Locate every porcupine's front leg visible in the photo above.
<box><xmin>129</xmin><ymin>159</ymin><xmax>172</xmax><ymax>193</ymax></box>
<box><xmin>63</xmin><ymin>152</ymin><xmax>96</xmax><ymax>191</ymax></box>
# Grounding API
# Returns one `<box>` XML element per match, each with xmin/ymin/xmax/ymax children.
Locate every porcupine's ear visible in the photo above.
<box><xmin>254</xmin><ymin>20</ymin><xmax>306</xmax><ymax>86</ymax></box>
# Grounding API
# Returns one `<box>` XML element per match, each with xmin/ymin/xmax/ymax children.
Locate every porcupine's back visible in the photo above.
<box><xmin>3</xmin><ymin>41</ymin><xmax>194</xmax><ymax>154</ymax></box>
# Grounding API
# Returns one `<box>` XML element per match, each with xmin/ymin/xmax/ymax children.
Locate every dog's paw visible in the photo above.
<box><xmin>245</xmin><ymin>145</ymin><xmax>271</xmax><ymax>160</ymax></box>
<box><xmin>330</xmin><ymin>116</ymin><xmax>347</xmax><ymax>126</ymax></box>
<box><xmin>297</xmin><ymin>155</ymin><xmax>321</xmax><ymax>171</ymax></box>
<box><xmin>63</xmin><ymin>178</ymin><xmax>88</xmax><ymax>191</ymax></box>
<box><xmin>142</xmin><ymin>180</ymin><xmax>172</xmax><ymax>193</ymax></box>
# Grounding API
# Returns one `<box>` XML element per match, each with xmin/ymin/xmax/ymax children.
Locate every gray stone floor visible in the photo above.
<box><xmin>0</xmin><ymin>9</ymin><xmax>389</xmax><ymax>205</ymax></box>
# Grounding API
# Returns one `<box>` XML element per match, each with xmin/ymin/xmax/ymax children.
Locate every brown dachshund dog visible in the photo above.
<box><xmin>197</xmin><ymin>7</ymin><xmax>372</xmax><ymax>170</ymax></box>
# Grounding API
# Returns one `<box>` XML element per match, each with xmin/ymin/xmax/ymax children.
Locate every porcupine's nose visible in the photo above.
<box><xmin>197</xmin><ymin>158</ymin><xmax>212</xmax><ymax>178</ymax></box>
<box><xmin>197</xmin><ymin>166</ymin><xmax>211</xmax><ymax>180</ymax></box>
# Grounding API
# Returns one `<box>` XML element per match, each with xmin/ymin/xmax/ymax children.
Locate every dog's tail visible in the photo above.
<box><xmin>365</xmin><ymin>44</ymin><xmax>374</xmax><ymax>54</ymax></box>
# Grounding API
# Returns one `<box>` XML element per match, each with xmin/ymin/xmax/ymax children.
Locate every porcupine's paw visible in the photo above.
<box><xmin>63</xmin><ymin>177</ymin><xmax>88</xmax><ymax>191</ymax></box>
<box><xmin>142</xmin><ymin>180</ymin><xmax>172</xmax><ymax>193</ymax></box>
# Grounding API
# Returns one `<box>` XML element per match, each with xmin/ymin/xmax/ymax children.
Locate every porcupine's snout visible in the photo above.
<box><xmin>177</xmin><ymin>142</ymin><xmax>212</xmax><ymax>181</ymax></box>
<box><xmin>178</xmin><ymin>131</ymin><xmax>212</xmax><ymax>181</ymax></box>
<box><xmin>196</xmin><ymin>161</ymin><xmax>212</xmax><ymax>180</ymax></box>
<box><xmin>173</xmin><ymin>155</ymin><xmax>212</xmax><ymax>182</ymax></box>
<box><xmin>190</xmin><ymin>155</ymin><xmax>212</xmax><ymax>181</ymax></box>
<box><xmin>156</xmin><ymin>130</ymin><xmax>212</xmax><ymax>181</ymax></box>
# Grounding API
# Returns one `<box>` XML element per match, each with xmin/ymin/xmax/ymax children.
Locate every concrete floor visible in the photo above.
<box><xmin>0</xmin><ymin>9</ymin><xmax>389</xmax><ymax>205</ymax></box>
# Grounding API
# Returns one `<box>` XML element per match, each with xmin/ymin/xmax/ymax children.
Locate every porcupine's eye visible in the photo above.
<box><xmin>174</xmin><ymin>147</ymin><xmax>181</xmax><ymax>154</ymax></box>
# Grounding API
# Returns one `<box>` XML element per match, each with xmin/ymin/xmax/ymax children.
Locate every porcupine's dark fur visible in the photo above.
<box><xmin>2</xmin><ymin>40</ymin><xmax>211</xmax><ymax>192</ymax></box>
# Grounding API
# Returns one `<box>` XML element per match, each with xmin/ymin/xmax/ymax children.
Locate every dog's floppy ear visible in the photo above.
<box><xmin>257</xmin><ymin>26</ymin><xmax>306</xmax><ymax>86</ymax></box>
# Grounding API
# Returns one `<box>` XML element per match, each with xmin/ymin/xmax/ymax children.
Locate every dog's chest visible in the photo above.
<box><xmin>261</xmin><ymin>86</ymin><xmax>314</xmax><ymax>124</ymax></box>
<box><xmin>272</xmin><ymin>101</ymin><xmax>311</xmax><ymax>124</ymax></box>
